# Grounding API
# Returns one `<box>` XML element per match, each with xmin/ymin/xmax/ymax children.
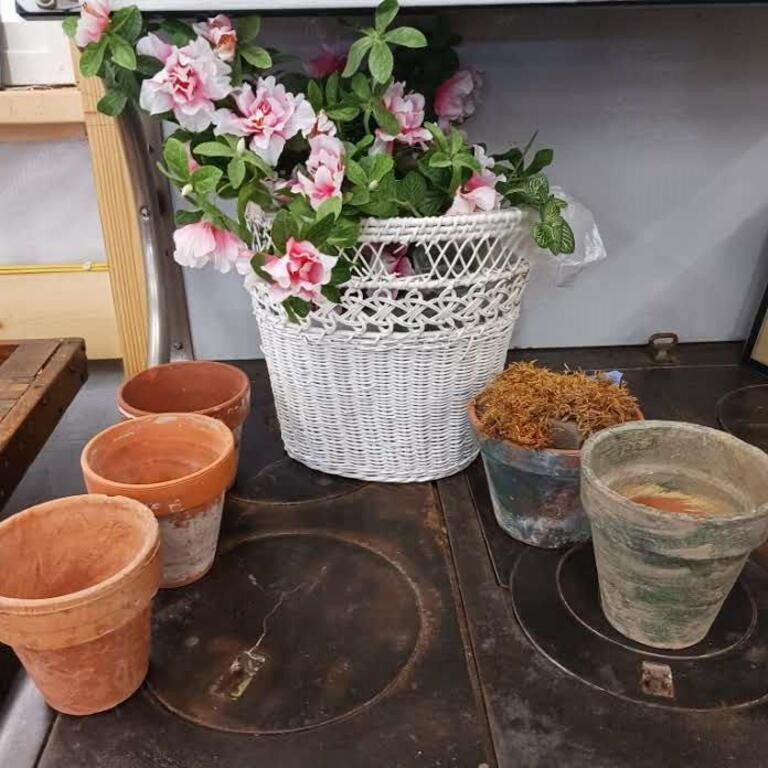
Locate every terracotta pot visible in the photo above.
<box><xmin>468</xmin><ymin>398</ymin><xmax>589</xmax><ymax>549</ymax></box>
<box><xmin>81</xmin><ymin>413</ymin><xmax>235</xmax><ymax>588</ymax></box>
<box><xmin>582</xmin><ymin>420</ymin><xmax>768</xmax><ymax>649</ymax></box>
<box><xmin>0</xmin><ymin>494</ymin><xmax>160</xmax><ymax>715</ymax></box>
<box><xmin>117</xmin><ymin>361</ymin><xmax>250</xmax><ymax>480</ymax></box>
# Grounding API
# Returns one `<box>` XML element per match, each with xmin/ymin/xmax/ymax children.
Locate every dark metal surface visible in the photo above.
<box><xmin>511</xmin><ymin>544</ymin><xmax>768</xmax><ymax>710</ymax></box>
<box><xmin>440</xmin><ymin>342</ymin><xmax>768</xmax><ymax>768</ymax></box>
<box><xmin>35</xmin><ymin>360</ymin><xmax>491</xmax><ymax>768</ymax></box>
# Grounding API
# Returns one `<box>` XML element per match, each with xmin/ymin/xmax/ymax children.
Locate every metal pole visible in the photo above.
<box><xmin>117</xmin><ymin>106</ymin><xmax>194</xmax><ymax>367</ymax></box>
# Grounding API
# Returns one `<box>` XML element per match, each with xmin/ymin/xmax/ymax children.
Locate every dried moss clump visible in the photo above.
<box><xmin>475</xmin><ymin>362</ymin><xmax>642</xmax><ymax>449</ymax></box>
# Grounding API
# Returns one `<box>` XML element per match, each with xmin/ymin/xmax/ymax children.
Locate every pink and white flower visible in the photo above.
<box><xmin>305</xmin><ymin>43</ymin><xmax>348</xmax><ymax>79</ymax></box>
<box><xmin>139</xmin><ymin>37</ymin><xmax>232</xmax><ymax>132</ymax></box>
<box><xmin>262</xmin><ymin>237</ymin><xmax>337</xmax><ymax>303</ymax></box>
<box><xmin>136</xmin><ymin>31</ymin><xmax>173</xmax><ymax>61</ymax></box>
<box><xmin>74</xmin><ymin>0</ymin><xmax>110</xmax><ymax>47</ymax></box>
<box><xmin>307</xmin><ymin>109</ymin><xmax>337</xmax><ymax>138</ymax></box>
<box><xmin>434</xmin><ymin>68</ymin><xmax>482</xmax><ymax>130</ymax></box>
<box><xmin>213</xmin><ymin>77</ymin><xmax>315</xmax><ymax>166</ymax></box>
<box><xmin>381</xmin><ymin>244</ymin><xmax>414</xmax><ymax>277</ymax></box>
<box><xmin>193</xmin><ymin>15</ymin><xmax>237</xmax><ymax>63</ymax></box>
<box><xmin>447</xmin><ymin>145</ymin><xmax>503</xmax><ymax>215</ymax></box>
<box><xmin>373</xmin><ymin>82</ymin><xmax>432</xmax><ymax>154</ymax></box>
<box><xmin>173</xmin><ymin>221</ymin><xmax>251</xmax><ymax>274</ymax></box>
<box><xmin>184</xmin><ymin>142</ymin><xmax>200</xmax><ymax>173</ymax></box>
<box><xmin>293</xmin><ymin>134</ymin><xmax>345</xmax><ymax>210</ymax></box>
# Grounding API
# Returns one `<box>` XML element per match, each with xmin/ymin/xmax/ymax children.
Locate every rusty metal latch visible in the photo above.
<box><xmin>648</xmin><ymin>332</ymin><xmax>679</xmax><ymax>364</ymax></box>
<box><xmin>640</xmin><ymin>661</ymin><xmax>675</xmax><ymax>699</ymax></box>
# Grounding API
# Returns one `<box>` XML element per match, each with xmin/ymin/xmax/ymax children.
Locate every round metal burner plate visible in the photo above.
<box><xmin>149</xmin><ymin>533</ymin><xmax>422</xmax><ymax>733</ymax></box>
<box><xmin>511</xmin><ymin>544</ymin><xmax>768</xmax><ymax>710</ymax></box>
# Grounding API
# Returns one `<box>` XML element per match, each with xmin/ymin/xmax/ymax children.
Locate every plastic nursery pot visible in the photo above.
<box><xmin>117</xmin><ymin>361</ymin><xmax>250</xmax><ymax>483</ymax></box>
<box><xmin>468</xmin><ymin>398</ymin><xmax>589</xmax><ymax>549</ymax></box>
<box><xmin>0</xmin><ymin>494</ymin><xmax>160</xmax><ymax>715</ymax></box>
<box><xmin>81</xmin><ymin>413</ymin><xmax>236</xmax><ymax>589</ymax></box>
<box><xmin>581</xmin><ymin>420</ymin><xmax>768</xmax><ymax>649</ymax></box>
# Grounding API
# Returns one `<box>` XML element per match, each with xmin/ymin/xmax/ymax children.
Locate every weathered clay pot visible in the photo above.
<box><xmin>581</xmin><ymin>420</ymin><xmax>768</xmax><ymax>649</ymax></box>
<box><xmin>117</xmin><ymin>361</ymin><xmax>250</xmax><ymax>482</ymax></box>
<box><xmin>468</xmin><ymin>399</ymin><xmax>589</xmax><ymax>548</ymax></box>
<box><xmin>82</xmin><ymin>413</ymin><xmax>235</xmax><ymax>588</ymax></box>
<box><xmin>0</xmin><ymin>494</ymin><xmax>160</xmax><ymax>715</ymax></box>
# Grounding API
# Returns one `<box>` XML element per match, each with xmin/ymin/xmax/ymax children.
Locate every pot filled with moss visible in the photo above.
<box><xmin>468</xmin><ymin>362</ymin><xmax>642</xmax><ymax>548</ymax></box>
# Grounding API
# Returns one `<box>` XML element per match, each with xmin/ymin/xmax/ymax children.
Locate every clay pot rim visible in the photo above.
<box><xmin>117</xmin><ymin>361</ymin><xmax>250</xmax><ymax>424</ymax></box>
<box><xmin>0</xmin><ymin>494</ymin><xmax>159</xmax><ymax>612</ymax></box>
<box><xmin>467</xmin><ymin>397</ymin><xmax>581</xmax><ymax>458</ymax></box>
<box><xmin>81</xmin><ymin>413</ymin><xmax>234</xmax><ymax>498</ymax></box>
<box><xmin>581</xmin><ymin>419</ymin><xmax>768</xmax><ymax>524</ymax></box>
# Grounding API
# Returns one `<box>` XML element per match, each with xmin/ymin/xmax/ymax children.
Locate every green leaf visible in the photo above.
<box><xmin>163</xmin><ymin>137</ymin><xmax>190</xmax><ymax>179</ymax></box>
<box><xmin>175</xmin><ymin>209</ymin><xmax>203</xmax><ymax>226</ymax></box>
<box><xmin>271</xmin><ymin>209</ymin><xmax>299</xmax><ymax>252</ymax></box>
<box><xmin>428</xmin><ymin>152</ymin><xmax>452</xmax><ymax>169</ymax></box>
<box><xmin>242</xmin><ymin>150</ymin><xmax>273</xmax><ymax>177</ymax></box>
<box><xmin>526</xmin><ymin>148</ymin><xmax>554</xmax><ymax>176</ymax></box>
<box><xmin>237</xmin><ymin>15</ymin><xmax>261</xmax><ymax>43</ymax></box>
<box><xmin>558</xmin><ymin>221</ymin><xmax>576</xmax><ymax>254</ymax></box>
<box><xmin>96</xmin><ymin>89</ymin><xmax>128</xmax><ymax>116</ymax></box>
<box><xmin>361</xmin><ymin>153</ymin><xmax>394</xmax><ymax>182</ymax></box>
<box><xmin>108</xmin><ymin>33</ymin><xmax>137</xmax><ymax>71</ymax></box>
<box><xmin>321</xmin><ymin>284</ymin><xmax>342</xmax><ymax>303</ymax></box>
<box><xmin>228</xmin><ymin>157</ymin><xmax>246</xmax><ymax>189</ymax></box>
<box><xmin>368</xmin><ymin>40</ymin><xmax>393</xmax><ymax>84</ymax></box>
<box><xmin>345</xmin><ymin>186</ymin><xmax>370</xmax><ymax>206</ymax></box>
<box><xmin>62</xmin><ymin>16</ymin><xmax>78</xmax><ymax>40</ymax></box>
<box><xmin>383</xmin><ymin>26</ymin><xmax>427</xmax><ymax>48</ymax></box>
<box><xmin>307</xmin><ymin>80</ymin><xmax>323</xmax><ymax>111</ymax></box>
<box><xmin>191</xmin><ymin>166</ymin><xmax>224</xmax><ymax>195</ymax></box>
<box><xmin>283</xmin><ymin>296</ymin><xmax>311</xmax><ymax>321</ymax></box>
<box><xmin>424</xmin><ymin>122</ymin><xmax>448</xmax><ymax>152</ymax></box>
<box><xmin>524</xmin><ymin>174</ymin><xmax>550</xmax><ymax>204</ymax></box>
<box><xmin>401</xmin><ymin>171</ymin><xmax>427</xmax><ymax>204</ymax></box>
<box><xmin>419</xmin><ymin>191</ymin><xmax>446</xmax><ymax>216</ymax></box>
<box><xmin>375</xmin><ymin>0</ymin><xmax>399</xmax><ymax>32</ymax></box>
<box><xmin>109</xmin><ymin>6</ymin><xmax>142</xmax><ymax>42</ymax></box>
<box><xmin>356</xmin><ymin>134</ymin><xmax>374</xmax><ymax>151</ymax></box>
<box><xmin>331</xmin><ymin>255</ymin><xmax>353</xmax><ymax>283</ymax></box>
<box><xmin>193</xmin><ymin>141</ymin><xmax>233</xmax><ymax>158</ymax></box>
<box><xmin>327</xmin><ymin>221</ymin><xmax>360</xmax><ymax>251</ymax></box>
<box><xmin>350</xmin><ymin>72</ymin><xmax>371</xmax><ymax>101</ymax></box>
<box><xmin>449</xmin><ymin>128</ymin><xmax>464</xmax><ymax>156</ymax></box>
<box><xmin>372</xmin><ymin>99</ymin><xmax>400</xmax><ymax>137</ymax></box>
<box><xmin>533</xmin><ymin>222</ymin><xmax>554</xmax><ymax>251</ymax></box>
<box><xmin>341</xmin><ymin>36</ymin><xmax>373</xmax><ymax>78</ymax></box>
<box><xmin>241</xmin><ymin>45</ymin><xmax>272</xmax><ymax>69</ymax></box>
<box><xmin>326</xmin><ymin>105</ymin><xmax>360</xmax><ymax>122</ymax></box>
<box><xmin>345</xmin><ymin>159</ymin><xmax>367</xmax><ymax>187</ymax></box>
<box><xmin>325</xmin><ymin>71</ymin><xmax>340</xmax><ymax>103</ymax></box>
<box><xmin>316</xmin><ymin>196</ymin><xmax>342</xmax><ymax>220</ymax></box>
<box><xmin>79</xmin><ymin>38</ymin><xmax>108</xmax><ymax>77</ymax></box>
<box><xmin>137</xmin><ymin>54</ymin><xmax>163</xmax><ymax>76</ymax></box>
<box><xmin>160</xmin><ymin>18</ymin><xmax>195</xmax><ymax>47</ymax></box>
<box><xmin>305</xmin><ymin>213</ymin><xmax>336</xmax><ymax>247</ymax></box>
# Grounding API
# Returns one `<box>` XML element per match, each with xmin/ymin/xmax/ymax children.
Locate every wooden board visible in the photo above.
<box><xmin>0</xmin><ymin>87</ymin><xmax>85</xmax><ymax>142</ymax></box>
<box><xmin>0</xmin><ymin>338</ymin><xmax>87</xmax><ymax>509</ymax></box>
<box><xmin>0</xmin><ymin>271</ymin><xmax>120</xmax><ymax>359</ymax></box>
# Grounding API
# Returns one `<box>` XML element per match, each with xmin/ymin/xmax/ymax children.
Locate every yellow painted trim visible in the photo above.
<box><xmin>0</xmin><ymin>262</ymin><xmax>108</xmax><ymax>276</ymax></box>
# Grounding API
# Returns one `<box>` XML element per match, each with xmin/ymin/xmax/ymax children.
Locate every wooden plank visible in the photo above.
<box><xmin>0</xmin><ymin>124</ymin><xmax>86</xmax><ymax>142</ymax></box>
<box><xmin>0</xmin><ymin>87</ymin><xmax>84</xmax><ymax>126</ymax></box>
<box><xmin>0</xmin><ymin>271</ymin><xmax>120</xmax><ymax>359</ymax></box>
<box><xmin>0</xmin><ymin>339</ymin><xmax>87</xmax><ymax>508</ymax></box>
<box><xmin>72</xmin><ymin>47</ymin><xmax>148</xmax><ymax>376</ymax></box>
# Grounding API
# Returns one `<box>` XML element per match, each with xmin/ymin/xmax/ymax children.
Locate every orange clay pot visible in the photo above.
<box><xmin>117</xmin><ymin>361</ymin><xmax>250</xmax><ymax>469</ymax></box>
<box><xmin>0</xmin><ymin>494</ymin><xmax>160</xmax><ymax>715</ymax></box>
<box><xmin>81</xmin><ymin>413</ymin><xmax>235</xmax><ymax>589</ymax></box>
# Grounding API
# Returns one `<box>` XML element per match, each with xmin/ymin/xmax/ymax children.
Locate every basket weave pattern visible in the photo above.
<box><xmin>245</xmin><ymin>209</ymin><xmax>530</xmax><ymax>482</ymax></box>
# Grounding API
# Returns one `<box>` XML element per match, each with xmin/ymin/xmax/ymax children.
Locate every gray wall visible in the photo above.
<box><xmin>185</xmin><ymin>3</ymin><xmax>768</xmax><ymax>359</ymax></box>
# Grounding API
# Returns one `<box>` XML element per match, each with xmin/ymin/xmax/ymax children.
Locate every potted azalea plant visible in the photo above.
<box><xmin>67</xmin><ymin>0</ymin><xmax>582</xmax><ymax>483</ymax></box>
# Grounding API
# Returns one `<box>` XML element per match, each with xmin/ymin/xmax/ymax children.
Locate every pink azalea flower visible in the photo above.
<box><xmin>213</xmin><ymin>76</ymin><xmax>315</xmax><ymax>166</ymax></box>
<box><xmin>373</xmin><ymin>82</ymin><xmax>431</xmax><ymax>154</ymax></box>
<box><xmin>193</xmin><ymin>14</ymin><xmax>237</xmax><ymax>63</ymax></box>
<box><xmin>173</xmin><ymin>221</ymin><xmax>251</xmax><ymax>274</ymax></box>
<box><xmin>434</xmin><ymin>68</ymin><xmax>482</xmax><ymax>130</ymax></box>
<box><xmin>293</xmin><ymin>134</ymin><xmax>345</xmax><ymax>210</ymax></box>
<box><xmin>306</xmin><ymin>110</ymin><xmax>337</xmax><ymax>138</ymax></box>
<box><xmin>305</xmin><ymin>43</ymin><xmax>348</xmax><ymax>79</ymax></box>
<box><xmin>136</xmin><ymin>32</ymin><xmax>173</xmax><ymax>62</ymax></box>
<box><xmin>184</xmin><ymin>142</ymin><xmax>199</xmax><ymax>173</ymax></box>
<box><xmin>447</xmin><ymin>145</ymin><xmax>503</xmax><ymax>216</ymax></box>
<box><xmin>74</xmin><ymin>0</ymin><xmax>110</xmax><ymax>47</ymax></box>
<box><xmin>381</xmin><ymin>244</ymin><xmax>414</xmax><ymax>277</ymax></box>
<box><xmin>263</xmin><ymin>237</ymin><xmax>337</xmax><ymax>303</ymax></box>
<box><xmin>139</xmin><ymin>37</ymin><xmax>232</xmax><ymax>132</ymax></box>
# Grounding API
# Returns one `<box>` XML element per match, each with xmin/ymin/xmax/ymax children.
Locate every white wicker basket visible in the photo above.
<box><xmin>245</xmin><ymin>208</ymin><xmax>531</xmax><ymax>482</ymax></box>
